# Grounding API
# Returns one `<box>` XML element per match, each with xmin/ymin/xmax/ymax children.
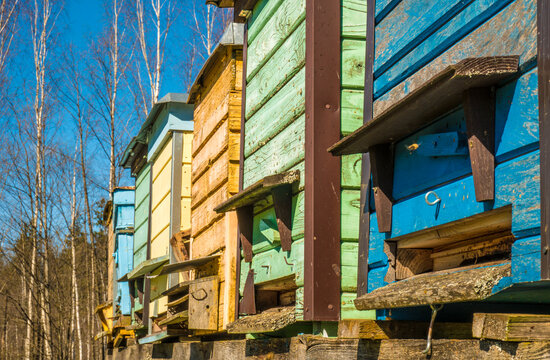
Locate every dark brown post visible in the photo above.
<box><xmin>304</xmin><ymin>0</ymin><xmax>342</xmax><ymax>321</ymax></box>
<box><xmin>357</xmin><ymin>0</ymin><xmax>376</xmax><ymax>297</ymax></box>
<box><xmin>539</xmin><ymin>0</ymin><xmax>550</xmax><ymax>278</ymax></box>
<box><xmin>271</xmin><ymin>185</ymin><xmax>293</xmax><ymax>251</ymax></box>
<box><xmin>236</xmin><ymin>206</ymin><xmax>254</xmax><ymax>262</ymax></box>
<box><xmin>370</xmin><ymin>143</ymin><xmax>394</xmax><ymax>233</ymax></box>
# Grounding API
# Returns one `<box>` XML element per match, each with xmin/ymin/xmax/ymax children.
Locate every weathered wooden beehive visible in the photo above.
<box><xmin>329</xmin><ymin>0</ymin><xmax>547</xmax><ymax>319</ymax></box>
<box><xmin>210</xmin><ymin>0</ymin><xmax>374</xmax><ymax>333</ymax></box>
<box><xmin>121</xmin><ymin>93</ymin><xmax>194</xmax><ymax>342</ymax></box>
<box><xmin>181</xmin><ymin>22</ymin><xmax>243</xmax><ymax>332</ymax></box>
<box><xmin>97</xmin><ymin>187</ymin><xmax>135</xmax><ymax>346</ymax></box>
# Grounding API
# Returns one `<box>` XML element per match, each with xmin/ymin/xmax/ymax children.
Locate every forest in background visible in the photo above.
<box><xmin>0</xmin><ymin>0</ymin><xmax>230</xmax><ymax>358</ymax></box>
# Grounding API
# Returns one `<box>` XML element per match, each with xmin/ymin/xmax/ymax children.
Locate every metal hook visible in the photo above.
<box><xmin>422</xmin><ymin>304</ymin><xmax>444</xmax><ymax>355</ymax></box>
<box><xmin>191</xmin><ymin>288</ymin><xmax>208</xmax><ymax>301</ymax></box>
<box><xmin>425</xmin><ymin>191</ymin><xmax>441</xmax><ymax>206</ymax></box>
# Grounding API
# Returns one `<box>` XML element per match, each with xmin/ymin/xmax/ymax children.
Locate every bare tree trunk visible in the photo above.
<box><xmin>70</xmin><ymin>149</ymin><xmax>83</xmax><ymax>360</ymax></box>
<box><xmin>24</xmin><ymin>228</ymin><xmax>36</xmax><ymax>360</ymax></box>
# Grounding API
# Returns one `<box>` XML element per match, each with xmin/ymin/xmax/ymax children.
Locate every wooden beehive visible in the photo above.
<box><xmin>329</xmin><ymin>0</ymin><xmax>544</xmax><ymax>319</ymax></box>
<box><xmin>187</xmin><ymin>22</ymin><xmax>243</xmax><ymax>332</ymax></box>
<box><xmin>211</xmin><ymin>0</ymin><xmax>375</xmax><ymax>333</ymax></box>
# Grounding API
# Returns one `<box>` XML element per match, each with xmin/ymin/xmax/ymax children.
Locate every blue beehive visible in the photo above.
<box><xmin>329</xmin><ymin>0</ymin><xmax>547</xmax><ymax>321</ymax></box>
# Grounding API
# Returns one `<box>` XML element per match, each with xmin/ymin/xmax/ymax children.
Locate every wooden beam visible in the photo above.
<box><xmin>473</xmin><ymin>313</ymin><xmax>550</xmax><ymax>341</ymax></box>
<box><xmin>395</xmin><ymin>248</ymin><xmax>433</xmax><ymax>280</ymax></box>
<box><xmin>357</xmin><ymin>0</ymin><xmax>375</xmax><ymax>298</ymax></box>
<box><xmin>328</xmin><ymin>56</ymin><xmax>519</xmax><ymax>156</ymax></box>
<box><xmin>463</xmin><ymin>87</ymin><xmax>495</xmax><ymax>202</ymax></box>
<box><xmin>539</xmin><ymin>0</ymin><xmax>550</xmax><ymax>279</ymax></box>
<box><xmin>370</xmin><ymin>143</ymin><xmax>393</xmax><ymax>233</ymax></box>
<box><xmin>228</xmin><ymin>306</ymin><xmax>295</xmax><ymax>334</ymax></box>
<box><xmin>354</xmin><ymin>262</ymin><xmax>511</xmax><ymax>310</ymax></box>
<box><xmin>169</xmin><ymin>132</ymin><xmax>184</xmax><ymax>288</ymax></box>
<box><xmin>338</xmin><ymin>320</ymin><xmax>472</xmax><ymax>340</ymax></box>
<box><xmin>236</xmin><ymin>205</ymin><xmax>253</xmax><ymax>262</ymax></box>
<box><xmin>271</xmin><ymin>184</ymin><xmax>293</xmax><ymax>251</ymax></box>
<box><xmin>239</xmin><ymin>269</ymin><xmax>256</xmax><ymax>315</ymax></box>
<box><xmin>304</xmin><ymin>0</ymin><xmax>341</xmax><ymax>321</ymax></box>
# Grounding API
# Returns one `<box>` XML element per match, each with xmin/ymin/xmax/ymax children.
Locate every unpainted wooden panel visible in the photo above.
<box><xmin>189</xmin><ymin>277</ymin><xmax>219</xmax><ymax>330</ymax></box>
<box><xmin>374</xmin><ymin>0</ymin><xmax>515</xmax><ymax>99</ymax></box>
<box><xmin>192</xmin><ymin>121</ymin><xmax>231</xmax><ymax>181</ymax></box>
<box><xmin>243</xmin><ymin>114</ymin><xmax>305</xmax><ymax>189</ymax></box>
<box><xmin>244</xmin><ymin>67</ymin><xmax>305</xmax><ymax>158</ymax></box>
<box><xmin>374</xmin><ymin>0</ymin><xmax>537</xmax><ymax>116</ymax></box>
<box><xmin>246</xmin><ymin>0</ymin><xmax>305</xmax><ymax>81</ymax></box>
<box><xmin>192</xmin><ymin>151</ymin><xmax>230</xmax><ymax>209</ymax></box>
<box><xmin>191</xmin><ymin>183</ymin><xmax>229</xmax><ymax>237</ymax></box>
<box><xmin>192</xmin><ymin>214</ymin><xmax>230</xmax><ymax>258</ymax></box>
<box><xmin>245</xmin><ymin>21</ymin><xmax>306</xmax><ymax>120</ymax></box>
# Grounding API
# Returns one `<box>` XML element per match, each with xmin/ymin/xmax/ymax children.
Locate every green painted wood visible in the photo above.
<box><xmin>133</xmin><ymin>243</ymin><xmax>147</xmax><ymax>269</ymax></box>
<box><xmin>341</xmin><ymin>190</ymin><xmax>361</xmax><ymax>241</ymax></box>
<box><xmin>243</xmin><ymin>114</ymin><xmax>305</xmax><ymax>188</ymax></box>
<box><xmin>342</xmin><ymin>0</ymin><xmax>367</xmax><ymax>39</ymax></box>
<box><xmin>247</xmin><ymin>0</ymin><xmax>305</xmax><ymax>82</ymax></box>
<box><xmin>245</xmin><ymin>22</ymin><xmax>306</xmax><ymax>120</ymax></box>
<box><xmin>342</xmin><ymin>154</ymin><xmax>362</xmax><ymax>189</ymax></box>
<box><xmin>295</xmin><ymin>286</ymin><xmax>304</xmax><ymax>320</ymax></box>
<box><xmin>341</xmin><ymin>89</ymin><xmax>365</xmax><ymax>135</ymax></box>
<box><xmin>244</xmin><ymin>67</ymin><xmax>305</xmax><ymax>158</ymax></box>
<box><xmin>252</xmin><ymin>192</ymin><xmax>305</xmax><ymax>254</ymax></box>
<box><xmin>341</xmin><ymin>242</ymin><xmax>359</xmax><ymax>292</ymax></box>
<box><xmin>248</xmin><ymin>0</ymin><xmax>283</xmax><ymax>45</ymax></box>
<box><xmin>135</xmin><ymin>164</ymin><xmax>150</xmax><ymax>206</ymax></box>
<box><xmin>134</xmin><ymin>164</ymin><xmax>150</xmax><ymax>266</ymax></box>
<box><xmin>342</xmin><ymin>38</ymin><xmax>366</xmax><ymax>89</ymax></box>
<box><xmin>341</xmin><ymin>292</ymin><xmax>376</xmax><ymax>320</ymax></box>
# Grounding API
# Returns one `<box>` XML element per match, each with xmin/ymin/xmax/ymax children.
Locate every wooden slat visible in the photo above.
<box><xmin>271</xmin><ymin>184</ymin><xmax>293</xmax><ymax>251</ymax></box>
<box><xmin>214</xmin><ymin>170</ymin><xmax>300</xmax><ymax>213</ymax></box>
<box><xmin>239</xmin><ymin>269</ymin><xmax>256</xmax><ymax>315</ymax></box>
<box><xmin>354</xmin><ymin>262</ymin><xmax>511</xmax><ymax>310</ymax></box>
<box><xmin>338</xmin><ymin>320</ymin><xmax>472</xmax><ymax>340</ymax></box>
<box><xmin>126</xmin><ymin>255</ymin><xmax>169</xmax><ymax>280</ymax></box>
<box><xmin>166</xmin><ymin>294</ymin><xmax>189</xmax><ymax>308</ymax></box>
<box><xmin>539</xmin><ymin>0</ymin><xmax>550</xmax><ymax>279</ymax></box>
<box><xmin>159</xmin><ymin>255</ymin><xmax>220</xmax><ymax>275</ymax></box>
<box><xmin>236</xmin><ymin>206</ymin><xmax>253</xmax><ymax>262</ymax></box>
<box><xmin>370</xmin><ymin>143</ymin><xmax>393</xmax><ymax>233</ymax></box>
<box><xmin>227</xmin><ymin>306</ymin><xmax>295</xmax><ymax>334</ymax></box>
<box><xmin>328</xmin><ymin>56</ymin><xmax>520</xmax><ymax>156</ymax></box>
<box><xmin>161</xmin><ymin>280</ymin><xmax>193</xmax><ymax>297</ymax></box>
<box><xmin>473</xmin><ymin>313</ymin><xmax>550</xmax><ymax>341</ymax></box>
<box><xmin>464</xmin><ymin>87</ymin><xmax>495</xmax><ymax>202</ymax></box>
<box><xmin>157</xmin><ymin>310</ymin><xmax>189</xmax><ymax>326</ymax></box>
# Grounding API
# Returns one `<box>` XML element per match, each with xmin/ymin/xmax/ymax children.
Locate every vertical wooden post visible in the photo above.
<box><xmin>271</xmin><ymin>184</ymin><xmax>293</xmax><ymax>251</ymax></box>
<box><xmin>169</xmin><ymin>131</ymin><xmax>183</xmax><ymax>288</ymax></box>
<box><xmin>370</xmin><ymin>143</ymin><xmax>394</xmax><ymax>233</ymax></box>
<box><xmin>143</xmin><ymin>168</ymin><xmax>154</xmax><ymax>332</ymax></box>
<box><xmin>463</xmin><ymin>87</ymin><xmax>495</xmax><ymax>202</ymax></box>
<box><xmin>539</xmin><ymin>0</ymin><xmax>550</xmax><ymax>278</ymax></box>
<box><xmin>239</xmin><ymin>270</ymin><xmax>256</xmax><ymax>315</ymax></box>
<box><xmin>235</xmin><ymin>25</ymin><xmax>248</xmax><ymax>319</ymax></box>
<box><xmin>304</xmin><ymin>0</ymin><xmax>341</xmax><ymax>321</ymax></box>
<box><xmin>357</xmin><ymin>0</ymin><xmax>376</xmax><ymax>297</ymax></box>
<box><xmin>236</xmin><ymin>206</ymin><xmax>254</xmax><ymax>262</ymax></box>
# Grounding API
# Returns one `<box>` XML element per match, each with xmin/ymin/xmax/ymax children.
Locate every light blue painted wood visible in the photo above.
<box><xmin>495</xmin><ymin>68</ymin><xmax>539</xmax><ymax>160</ymax></box>
<box><xmin>115</xmin><ymin>205</ymin><xmax>134</xmax><ymax>230</ymax></box>
<box><xmin>374</xmin><ymin>0</ymin><xmax>473</xmax><ymax>77</ymax></box>
<box><xmin>511</xmin><ymin>236</ymin><xmax>541</xmax><ymax>283</ymax></box>
<box><xmin>415</xmin><ymin>132</ymin><xmax>468</xmax><ymax>157</ymax></box>
<box><xmin>369</xmin><ymin>150</ymin><xmax>541</xmax><ymax>268</ymax></box>
<box><xmin>147</xmin><ymin>103</ymin><xmax>194</xmax><ymax>161</ymax></box>
<box><xmin>373</xmin><ymin>0</ymin><xmax>537</xmax><ymax>113</ymax></box>
<box><xmin>113</xmin><ymin>189</ymin><xmax>135</xmax><ymax>205</ymax></box>
<box><xmin>374</xmin><ymin>0</ymin><xmax>515</xmax><ymax>98</ymax></box>
<box><xmin>116</xmin><ymin>234</ymin><xmax>134</xmax><ymax>278</ymax></box>
<box><xmin>393</xmin><ymin>109</ymin><xmax>470</xmax><ymax>200</ymax></box>
<box><xmin>375</xmin><ymin>0</ymin><xmax>401</xmax><ymax>24</ymax></box>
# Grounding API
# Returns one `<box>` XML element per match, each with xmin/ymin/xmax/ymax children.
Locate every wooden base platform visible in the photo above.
<box><xmin>109</xmin><ymin>335</ymin><xmax>550</xmax><ymax>359</ymax></box>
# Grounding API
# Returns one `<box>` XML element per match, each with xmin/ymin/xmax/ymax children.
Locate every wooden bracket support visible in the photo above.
<box><xmin>370</xmin><ymin>144</ymin><xmax>394</xmax><ymax>233</ymax></box>
<box><xmin>463</xmin><ymin>87</ymin><xmax>495</xmax><ymax>202</ymax></box>
<box><xmin>236</xmin><ymin>205</ymin><xmax>254</xmax><ymax>263</ymax></box>
<box><xmin>239</xmin><ymin>269</ymin><xmax>256</xmax><ymax>315</ymax></box>
<box><xmin>271</xmin><ymin>184</ymin><xmax>293</xmax><ymax>251</ymax></box>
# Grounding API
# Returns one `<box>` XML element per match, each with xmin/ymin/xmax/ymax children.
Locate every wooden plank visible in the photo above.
<box><xmin>354</xmin><ymin>262</ymin><xmax>511</xmax><ymax>310</ymax></box>
<box><xmin>374</xmin><ymin>0</ymin><xmax>536</xmax><ymax>117</ymax></box>
<box><xmin>342</xmin><ymin>39</ymin><xmax>366</xmax><ymax>88</ymax></box>
<box><xmin>192</xmin><ymin>215</ymin><xmax>231</xmax><ymax>258</ymax></box>
<box><xmin>159</xmin><ymin>255</ymin><xmax>220</xmax><ymax>275</ymax></box>
<box><xmin>374</xmin><ymin>0</ymin><xmax>515</xmax><ymax>99</ymax></box>
<box><xmin>157</xmin><ymin>310</ymin><xmax>188</xmax><ymax>326</ymax></box>
<box><xmin>191</xmin><ymin>150</ymin><xmax>230</xmax><ymax>209</ymax></box>
<box><xmin>127</xmin><ymin>256</ymin><xmax>169</xmax><ymax>280</ymax></box>
<box><xmin>247</xmin><ymin>0</ymin><xmax>283</xmax><ymax>44</ymax></box>
<box><xmin>243</xmin><ymin>114</ymin><xmax>305</xmax><ymax>188</ymax></box>
<box><xmin>191</xmin><ymin>183</ymin><xmax>228</xmax><ymax>237</ymax></box>
<box><xmin>395</xmin><ymin>249</ymin><xmax>433</xmax><ymax>280</ymax></box>
<box><xmin>215</xmin><ymin>170</ymin><xmax>300</xmax><ymax>213</ymax></box>
<box><xmin>342</xmin><ymin>0</ymin><xmax>367</xmax><ymax>39</ymax></box>
<box><xmin>540</xmin><ymin>0</ymin><xmax>550</xmax><ymax>279</ymax></box>
<box><xmin>341</xmin><ymin>242</ymin><xmax>359</xmax><ymax>292</ymax></box>
<box><xmin>329</xmin><ymin>56</ymin><xmax>519</xmax><ymax>156</ymax></box>
<box><xmin>191</xmin><ymin>120</ymin><xmax>235</xmax><ymax>182</ymax></box>
<box><xmin>338</xmin><ymin>320</ymin><xmax>472</xmax><ymax>339</ymax></box>
<box><xmin>236</xmin><ymin>205</ymin><xmax>254</xmax><ymax>262</ymax></box>
<box><xmin>341</xmin><ymin>190</ymin><xmax>360</xmax><ymax>240</ymax></box>
<box><xmin>245</xmin><ymin>21</ymin><xmax>306</xmax><ymax>120</ymax></box>
<box><xmin>188</xmin><ymin>276</ymin><xmax>219</xmax><ymax>330</ymax></box>
<box><xmin>244</xmin><ymin>67</ymin><xmax>305</xmax><ymax>158</ymax></box>
<box><xmin>340</xmin><ymin>293</ymin><xmax>376</xmax><ymax>320</ymax></box>
<box><xmin>341</xmin><ymin>90</ymin><xmax>364</xmax><ymax>136</ymax></box>
<box><xmin>166</xmin><ymin>294</ymin><xmax>188</xmax><ymax>308</ymax></box>
<box><xmin>304</xmin><ymin>0</ymin><xmax>342</xmax><ymax>322</ymax></box>
<box><xmin>239</xmin><ymin>269</ymin><xmax>256</xmax><ymax>315</ymax></box>
<box><xmin>228</xmin><ymin>306</ymin><xmax>295</xmax><ymax>333</ymax></box>
<box><xmin>169</xmin><ymin>132</ymin><xmax>183</xmax><ymax>288</ymax></box>
<box><xmin>246</xmin><ymin>0</ymin><xmax>305</xmax><ymax>81</ymax></box>
<box><xmin>464</xmin><ymin>87</ymin><xmax>495</xmax><ymax>202</ymax></box>
<box><xmin>473</xmin><ymin>313</ymin><xmax>550</xmax><ymax>341</ymax></box>
<box><xmin>271</xmin><ymin>184</ymin><xmax>293</xmax><ymax>251</ymax></box>
<box><xmin>370</xmin><ymin>143</ymin><xmax>393</xmax><ymax>233</ymax></box>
